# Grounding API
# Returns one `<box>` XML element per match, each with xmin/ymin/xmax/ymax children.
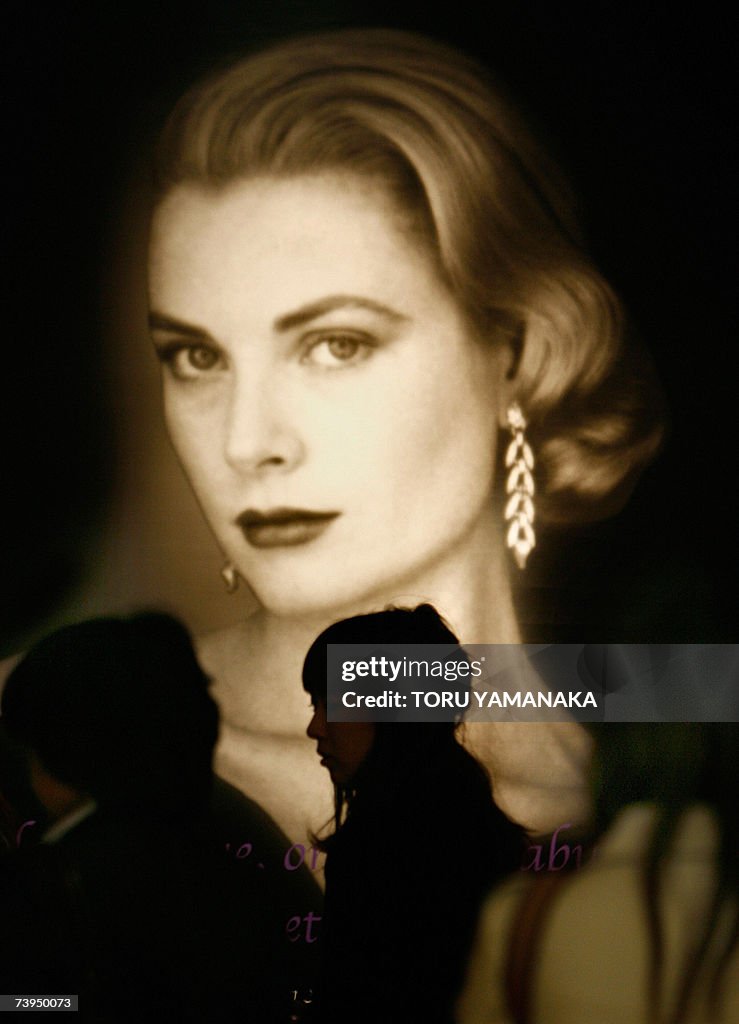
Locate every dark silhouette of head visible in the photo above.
<box><xmin>303</xmin><ymin>604</ymin><xmax>488</xmax><ymax>838</ymax></box>
<box><xmin>303</xmin><ymin>601</ymin><xmax>460</xmax><ymax>701</ymax></box>
<box><xmin>1</xmin><ymin>613</ymin><xmax>218</xmax><ymax>817</ymax></box>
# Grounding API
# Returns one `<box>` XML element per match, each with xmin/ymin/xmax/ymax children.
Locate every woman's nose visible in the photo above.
<box><xmin>307</xmin><ymin>702</ymin><xmax>328</xmax><ymax>740</ymax></box>
<box><xmin>223</xmin><ymin>369</ymin><xmax>305</xmax><ymax>474</ymax></box>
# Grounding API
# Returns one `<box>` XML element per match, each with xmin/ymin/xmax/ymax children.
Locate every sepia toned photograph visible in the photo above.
<box><xmin>3</xmin><ymin>3</ymin><xmax>737</xmax><ymax>1020</ymax></box>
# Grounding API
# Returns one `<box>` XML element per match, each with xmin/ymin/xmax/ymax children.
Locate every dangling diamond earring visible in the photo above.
<box><xmin>504</xmin><ymin>403</ymin><xmax>536</xmax><ymax>569</ymax></box>
<box><xmin>221</xmin><ymin>563</ymin><xmax>240</xmax><ymax>593</ymax></box>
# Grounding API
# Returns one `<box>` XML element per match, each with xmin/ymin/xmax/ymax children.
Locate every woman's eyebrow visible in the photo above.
<box><xmin>148</xmin><ymin>311</ymin><xmax>212</xmax><ymax>340</ymax></box>
<box><xmin>274</xmin><ymin>295</ymin><xmax>409</xmax><ymax>333</ymax></box>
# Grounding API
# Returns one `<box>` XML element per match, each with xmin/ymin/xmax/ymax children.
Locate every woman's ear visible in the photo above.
<box><xmin>505</xmin><ymin>322</ymin><xmax>525</xmax><ymax>383</ymax></box>
<box><xmin>489</xmin><ymin>314</ymin><xmax>525</xmax><ymax>429</ymax></box>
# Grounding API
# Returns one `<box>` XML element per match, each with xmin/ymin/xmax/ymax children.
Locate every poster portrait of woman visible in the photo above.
<box><xmin>5</xmin><ymin>5</ymin><xmax>736</xmax><ymax>844</ymax></box>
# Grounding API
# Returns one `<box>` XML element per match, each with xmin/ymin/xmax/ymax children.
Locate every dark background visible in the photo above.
<box><xmin>5</xmin><ymin>1</ymin><xmax>736</xmax><ymax>651</ymax></box>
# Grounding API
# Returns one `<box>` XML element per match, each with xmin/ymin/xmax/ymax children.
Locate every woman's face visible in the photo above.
<box><xmin>306</xmin><ymin>698</ymin><xmax>375</xmax><ymax>785</ymax></box>
<box><xmin>148</xmin><ymin>173</ymin><xmax>509</xmax><ymax>616</ymax></box>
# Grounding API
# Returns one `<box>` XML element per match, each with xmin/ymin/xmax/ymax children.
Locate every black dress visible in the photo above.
<box><xmin>320</xmin><ymin>742</ymin><xmax>525</xmax><ymax>1024</ymax></box>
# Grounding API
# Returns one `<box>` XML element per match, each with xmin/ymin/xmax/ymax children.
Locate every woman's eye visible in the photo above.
<box><xmin>156</xmin><ymin>342</ymin><xmax>223</xmax><ymax>380</ymax></box>
<box><xmin>186</xmin><ymin>345</ymin><xmax>220</xmax><ymax>370</ymax></box>
<box><xmin>303</xmin><ymin>333</ymin><xmax>374</xmax><ymax>368</ymax></box>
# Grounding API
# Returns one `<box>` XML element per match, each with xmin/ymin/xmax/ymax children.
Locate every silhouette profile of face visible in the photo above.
<box><xmin>306</xmin><ymin>698</ymin><xmax>375</xmax><ymax>785</ymax></box>
<box><xmin>149</xmin><ymin>173</ymin><xmax>508</xmax><ymax>616</ymax></box>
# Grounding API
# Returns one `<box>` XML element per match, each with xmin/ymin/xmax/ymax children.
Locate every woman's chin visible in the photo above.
<box><xmin>244</xmin><ymin>564</ymin><xmax>401</xmax><ymax>622</ymax></box>
<box><xmin>248</xmin><ymin>577</ymin><xmax>377</xmax><ymax>621</ymax></box>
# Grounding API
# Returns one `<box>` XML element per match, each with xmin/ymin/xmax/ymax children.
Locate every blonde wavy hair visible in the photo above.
<box><xmin>154</xmin><ymin>28</ymin><xmax>664</xmax><ymax>524</ymax></box>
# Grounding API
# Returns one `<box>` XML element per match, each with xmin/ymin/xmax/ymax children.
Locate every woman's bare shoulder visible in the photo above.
<box><xmin>463</xmin><ymin>721</ymin><xmax>593</xmax><ymax>834</ymax></box>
